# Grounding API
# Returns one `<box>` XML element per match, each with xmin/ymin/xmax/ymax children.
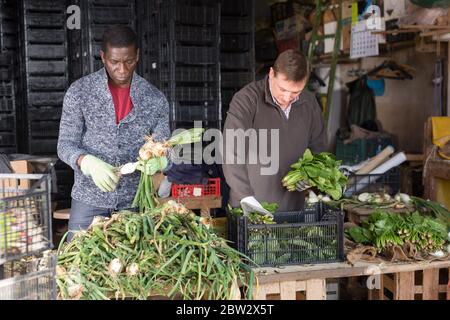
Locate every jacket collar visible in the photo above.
<box><xmin>263</xmin><ymin>75</ymin><xmax>307</xmax><ymax>108</ymax></box>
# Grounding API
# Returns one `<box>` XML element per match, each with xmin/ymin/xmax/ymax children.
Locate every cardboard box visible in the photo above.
<box><xmin>0</xmin><ymin>160</ymin><xmax>34</xmax><ymax>198</ymax></box>
<box><xmin>274</xmin><ymin>14</ymin><xmax>305</xmax><ymax>41</ymax></box>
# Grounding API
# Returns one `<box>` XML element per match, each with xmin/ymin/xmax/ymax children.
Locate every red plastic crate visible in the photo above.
<box><xmin>171</xmin><ymin>178</ymin><xmax>221</xmax><ymax>198</ymax></box>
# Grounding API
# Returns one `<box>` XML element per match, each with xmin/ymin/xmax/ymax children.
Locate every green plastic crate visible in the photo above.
<box><xmin>335</xmin><ymin>137</ymin><xmax>393</xmax><ymax>165</ymax></box>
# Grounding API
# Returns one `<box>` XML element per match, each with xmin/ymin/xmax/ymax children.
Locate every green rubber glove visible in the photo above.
<box><xmin>136</xmin><ymin>156</ymin><xmax>168</xmax><ymax>175</ymax></box>
<box><xmin>80</xmin><ymin>155</ymin><xmax>119</xmax><ymax>192</ymax></box>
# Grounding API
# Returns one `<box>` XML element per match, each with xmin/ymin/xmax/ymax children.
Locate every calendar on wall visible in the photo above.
<box><xmin>350</xmin><ymin>21</ymin><xmax>379</xmax><ymax>59</ymax></box>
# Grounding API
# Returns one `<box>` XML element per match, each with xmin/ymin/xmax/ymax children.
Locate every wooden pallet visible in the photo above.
<box><xmin>254</xmin><ymin>260</ymin><xmax>450</xmax><ymax>300</ymax></box>
<box><xmin>253</xmin><ymin>279</ymin><xmax>327</xmax><ymax>300</ymax></box>
<box><xmin>368</xmin><ymin>267</ymin><xmax>450</xmax><ymax>300</ymax></box>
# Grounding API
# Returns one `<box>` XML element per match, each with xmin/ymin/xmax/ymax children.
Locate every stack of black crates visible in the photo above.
<box><xmin>0</xmin><ymin>0</ymin><xmax>19</xmax><ymax>154</ymax></box>
<box><xmin>20</xmin><ymin>0</ymin><xmax>69</xmax><ymax>156</ymax></box>
<box><xmin>142</xmin><ymin>0</ymin><xmax>222</xmax><ymax>131</ymax></box>
<box><xmin>220</xmin><ymin>0</ymin><xmax>255</xmax><ymax>124</ymax></box>
<box><xmin>18</xmin><ymin>0</ymin><xmax>71</xmax><ymax>210</ymax></box>
<box><xmin>69</xmin><ymin>0</ymin><xmax>136</xmax><ymax>78</ymax></box>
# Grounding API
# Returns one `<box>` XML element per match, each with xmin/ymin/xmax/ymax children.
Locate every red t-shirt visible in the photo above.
<box><xmin>108</xmin><ymin>83</ymin><xmax>133</xmax><ymax>124</ymax></box>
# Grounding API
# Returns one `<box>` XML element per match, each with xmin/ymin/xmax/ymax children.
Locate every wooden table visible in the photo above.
<box><xmin>253</xmin><ymin>260</ymin><xmax>450</xmax><ymax>300</ymax></box>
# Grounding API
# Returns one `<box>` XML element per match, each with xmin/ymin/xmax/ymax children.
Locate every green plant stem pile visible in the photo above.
<box><xmin>346</xmin><ymin>211</ymin><xmax>448</xmax><ymax>253</ymax></box>
<box><xmin>282</xmin><ymin>149</ymin><xmax>348</xmax><ymax>200</ymax></box>
<box><xmin>57</xmin><ymin>203</ymin><xmax>255</xmax><ymax>300</ymax></box>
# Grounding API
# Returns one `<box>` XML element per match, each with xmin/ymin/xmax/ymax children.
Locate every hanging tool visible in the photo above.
<box><xmin>432</xmin><ymin>58</ymin><xmax>444</xmax><ymax>116</ymax></box>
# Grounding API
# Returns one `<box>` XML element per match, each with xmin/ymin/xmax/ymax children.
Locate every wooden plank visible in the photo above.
<box><xmin>395</xmin><ymin>272</ymin><xmax>415</xmax><ymax>300</ymax></box>
<box><xmin>280</xmin><ymin>281</ymin><xmax>297</xmax><ymax>300</ymax></box>
<box><xmin>53</xmin><ymin>208</ymin><xmax>70</xmax><ymax>220</ymax></box>
<box><xmin>423</xmin><ymin>269</ymin><xmax>439</xmax><ymax>300</ymax></box>
<box><xmin>255</xmin><ymin>260</ymin><xmax>450</xmax><ymax>284</ymax></box>
<box><xmin>447</xmin><ymin>268</ymin><xmax>450</xmax><ymax>300</ymax></box>
<box><xmin>305</xmin><ymin>279</ymin><xmax>327</xmax><ymax>300</ymax></box>
<box><xmin>254</xmin><ymin>282</ymin><xmax>280</xmax><ymax>300</ymax></box>
<box><xmin>405</xmin><ymin>154</ymin><xmax>424</xmax><ymax>162</ymax></box>
<box><xmin>295</xmin><ymin>281</ymin><xmax>306</xmax><ymax>292</ymax></box>
<box><xmin>253</xmin><ymin>287</ymin><xmax>267</xmax><ymax>300</ymax></box>
<box><xmin>368</xmin><ymin>274</ymin><xmax>384</xmax><ymax>300</ymax></box>
<box><xmin>383</xmin><ymin>274</ymin><xmax>396</xmax><ymax>294</ymax></box>
<box><xmin>158</xmin><ymin>195</ymin><xmax>222</xmax><ymax>212</ymax></box>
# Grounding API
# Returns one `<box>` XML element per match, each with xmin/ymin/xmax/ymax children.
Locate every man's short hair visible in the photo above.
<box><xmin>102</xmin><ymin>25</ymin><xmax>138</xmax><ymax>52</ymax></box>
<box><xmin>273</xmin><ymin>49</ymin><xmax>309</xmax><ymax>82</ymax></box>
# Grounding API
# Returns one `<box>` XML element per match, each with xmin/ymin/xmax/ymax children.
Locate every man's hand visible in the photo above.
<box><xmin>240</xmin><ymin>196</ymin><xmax>273</xmax><ymax>218</ymax></box>
<box><xmin>136</xmin><ymin>156</ymin><xmax>168</xmax><ymax>175</ymax></box>
<box><xmin>80</xmin><ymin>155</ymin><xmax>119</xmax><ymax>192</ymax></box>
<box><xmin>295</xmin><ymin>180</ymin><xmax>311</xmax><ymax>192</ymax></box>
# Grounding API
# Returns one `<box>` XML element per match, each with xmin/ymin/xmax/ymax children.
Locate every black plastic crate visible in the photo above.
<box><xmin>27</xmin><ymin>92</ymin><xmax>64</xmax><ymax>107</ymax></box>
<box><xmin>221</xmin><ymin>17</ymin><xmax>252</xmax><ymax>34</ymax></box>
<box><xmin>221</xmin><ymin>0</ymin><xmax>252</xmax><ymax>16</ymax></box>
<box><xmin>162</xmin><ymin>45</ymin><xmax>218</xmax><ymax>65</ymax></box>
<box><xmin>23</xmin><ymin>14</ymin><xmax>65</xmax><ymax>28</ymax></box>
<box><xmin>89</xmin><ymin>7</ymin><xmax>134</xmax><ymax>25</ymax></box>
<box><xmin>27</xmin><ymin>61</ymin><xmax>67</xmax><ymax>76</ymax></box>
<box><xmin>29</xmin><ymin>120</ymin><xmax>60</xmax><ymax>138</ymax></box>
<box><xmin>160</xmin><ymin>66</ymin><xmax>217</xmax><ymax>83</ymax></box>
<box><xmin>386</xmin><ymin>19</ymin><xmax>415</xmax><ymax>43</ymax></box>
<box><xmin>227</xmin><ymin>203</ymin><xmax>344</xmax><ymax>267</ymax></box>
<box><xmin>172</xmin><ymin>86</ymin><xmax>219</xmax><ymax>102</ymax></box>
<box><xmin>161</xmin><ymin>25</ymin><xmax>217</xmax><ymax>44</ymax></box>
<box><xmin>221</xmin><ymin>72</ymin><xmax>253</xmax><ymax>88</ymax></box>
<box><xmin>27</xmin><ymin>76</ymin><xmax>67</xmax><ymax>92</ymax></box>
<box><xmin>0</xmin><ymin>113</ymin><xmax>14</xmax><ymax>131</ymax></box>
<box><xmin>53</xmin><ymin>184</ymin><xmax>72</xmax><ymax>201</ymax></box>
<box><xmin>344</xmin><ymin>167</ymin><xmax>401</xmax><ymax>197</ymax></box>
<box><xmin>0</xmin><ymin>69</ymin><xmax>11</xmax><ymax>81</ymax></box>
<box><xmin>91</xmin><ymin>42</ymin><xmax>103</xmax><ymax>58</ymax></box>
<box><xmin>0</xmin><ymin>4</ymin><xmax>15</xmax><ymax>19</ymax></box>
<box><xmin>222</xmin><ymin>89</ymin><xmax>236</xmax><ymax>105</ymax></box>
<box><xmin>0</xmin><ymin>132</ymin><xmax>15</xmax><ymax>146</ymax></box>
<box><xmin>92</xmin><ymin>59</ymin><xmax>103</xmax><ymax>72</ymax></box>
<box><xmin>0</xmin><ymin>32</ymin><xmax>16</xmax><ymax>50</ymax></box>
<box><xmin>221</xmin><ymin>33</ymin><xmax>253</xmax><ymax>52</ymax></box>
<box><xmin>221</xmin><ymin>52</ymin><xmax>252</xmax><ymax>70</ymax></box>
<box><xmin>0</xmin><ymin>55</ymin><xmax>9</xmax><ymax>66</ymax></box>
<box><xmin>0</xmin><ymin>146</ymin><xmax>16</xmax><ymax>154</ymax></box>
<box><xmin>0</xmin><ymin>82</ymin><xmax>13</xmax><ymax>96</ymax></box>
<box><xmin>55</xmin><ymin>168</ymin><xmax>74</xmax><ymax>186</ymax></box>
<box><xmin>335</xmin><ymin>137</ymin><xmax>393</xmax><ymax>165</ymax></box>
<box><xmin>160</xmin><ymin>4</ymin><xmax>218</xmax><ymax>26</ymax></box>
<box><xmin>27</xmin><ymin>107</ymin><xmax>62</xmax><ymax>121</ymax></box>
<box><xmin>90</xmin><ymin>24</ymin><xmax>134</xmax><ymax>42</ymax></box>
<box><xmin>0</xmin><ymin>98</ymin><xmax>14</xmax><ymax>112</ymax></box>
<box><xmin>90</xmin><ymin>0</ymin><xmax>132</xmax><ymax>7</ymax></box>
<box><xmin>23</xmin><ymin>0</ymin><xmax>66</xmax><ymax>12</ymax></box>
<box><xmin>26</xmin><ymin>29</ymin><xmax>65</xmax><ymax>44</ymax></box>
<box><xmin>174</xmin><ymin>104</ymin><xmax>220</xmax><ymax>122</ymax></box>
<box><xmin>28</xmin><ymin>138</ymin><xmax>58</xmax><ymax>155</ymax></box>
<box><xmin>26</xmin><ymin>44</ymin><xmax>66</xmax><ymax>60</ymax></box>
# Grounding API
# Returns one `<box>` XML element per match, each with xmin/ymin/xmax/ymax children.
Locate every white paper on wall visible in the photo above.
<box><xmin>384</xmin><ymin>0</ymin><xmax>407</xmax><ymax>20</ymax></box>
<box><xmin>350</xmin><ymin>21</ymin><xmax>379</xmax><ymax>59</ymax></box>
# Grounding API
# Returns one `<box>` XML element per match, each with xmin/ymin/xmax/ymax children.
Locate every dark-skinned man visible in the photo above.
<box><xmin>58</xmin><ymin>26</ymin><xmax>170</xmax><ymax>240</ymax></box>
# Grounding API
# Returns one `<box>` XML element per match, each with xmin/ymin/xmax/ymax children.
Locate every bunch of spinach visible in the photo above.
<box><xmin>346</xmin><ymin>210</ymin><xmax>448</xmax><ymax>253</ymax></box>
<box><xmin>283</xmin><ymin>149</ymin><xmax>348</xmax><ymax>200</ymax></box>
